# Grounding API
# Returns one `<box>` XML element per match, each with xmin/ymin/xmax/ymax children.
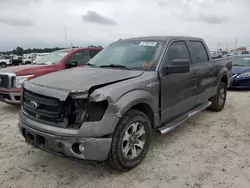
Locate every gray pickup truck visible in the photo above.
<box><xmin>18</xmin><ymin>36</ymin><xmax>232</xmax><ymax>171</ymax></box>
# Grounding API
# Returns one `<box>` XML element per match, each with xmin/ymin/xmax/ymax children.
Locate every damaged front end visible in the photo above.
<box><xmin>62</xmin><ymin>95</ymin><xmax>109</xmax><ymax>129</ymax></box>
<box><xmin>19</xmin><ymin>87</ymin><xmax>120</xmax><ymax>161</ymax></box>
<box><xmin>21</xmin><ymin>85</ymin><xmax>120</xmax><ymax>137</ymax></box>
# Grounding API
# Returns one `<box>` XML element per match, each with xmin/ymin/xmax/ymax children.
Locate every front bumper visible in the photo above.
<box><xmin>18</xmin><ymin>121</ymin><xmax>112</xmax><ymax>161</ymax></box>
<box><xmin>0</xmin><ymin>88</ymin><xmax>21</xmax><ymax>104</ymax></box>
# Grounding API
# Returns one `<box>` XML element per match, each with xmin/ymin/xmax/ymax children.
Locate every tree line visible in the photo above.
<box><xmin>0</xmin><ymin>45</ymin><xmax>103</xmax><ymax>56</ymax></box>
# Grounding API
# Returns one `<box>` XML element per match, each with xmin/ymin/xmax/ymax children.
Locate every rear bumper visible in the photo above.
<box><xmin>18</xmin><ymin>120</ymin><xmax>112</xmax><ymax>162</ymax></box>
<box><xmin>0</xmin><ymin>89</ymin><xmax>21</xmax><ymax>104</ymax></box>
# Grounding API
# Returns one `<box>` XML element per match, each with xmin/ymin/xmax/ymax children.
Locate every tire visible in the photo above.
<box><xmin>108</xmin><ymin>109</ymin><xmax>152</xmax><ymax>171</ymax></box>
<box><xmin>208</xmin><ymin>82</ymin><xmax>227</xmax><ymax>111</ymax></box>
<box><xmin>25</xmin><ymin>61</ymin><xmax>31</xmax><ymax>64</ymax></box>
<box><xmin>0</xmin><ymin>62</ymin><xmax>7</xmax><ymax>68</ymax></box>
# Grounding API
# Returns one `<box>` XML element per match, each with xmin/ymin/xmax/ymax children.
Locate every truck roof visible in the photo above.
<box><xmin>61</xmin><ymin>47</ymin><xmax>103</xmax><ymax>52</ymax></box>
<box><xmin>122</xmin><ymin>36</ymin><xmax>202</xmax><ymax>42</ymax></box>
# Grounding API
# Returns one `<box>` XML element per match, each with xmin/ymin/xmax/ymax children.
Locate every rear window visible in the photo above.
<box><xmin>189</xmin><ymin>41</ymin><xmax>209</xmax><ymax>64</ymax></box>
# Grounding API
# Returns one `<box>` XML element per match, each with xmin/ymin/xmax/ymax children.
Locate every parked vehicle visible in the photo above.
<box><xmin>18</xmin><ymin>36</ymin><xmax>232</xmax><ymax>171</ymax></box>
<box><xmin>210</xmin><ymin>50</ymin><xmax>223</xmax><ymax>59</ymax></box>
<box><xmin>0</xmin><ymin>55</ymin><xmax>12</xmax><ymax>68</ymax></box>
<box><xmin>22</xmin><ymin>54</ymin><xmax>33</xmax><ymax>65</ymax></box>
<box><xmin>230</xmin><ymin>55</ymin><xmax>250</xmax><ymax>88</ymax></box>
<box><xmin>32</xmin><ymin>53</ymin><xmax>48</xmax><ymax>63</ymax></box>
<box><xmin>11</xmin><ymin>56</ymin><xmax>23</xmax><ymax>66</ymax></box>
<box><xmin>223</xmin><ymin>52</ymin><xmax>234</xmax><ymax>58</ymax></box>
<box><xmin>0</xmin><ymin>47</ymin><xmax>102</xmax><ymax>104</ymax></box>
<box><xmin>240</xmin><ymin>50</ymin><xmax>250</xmax><ymax>55</ymax></box>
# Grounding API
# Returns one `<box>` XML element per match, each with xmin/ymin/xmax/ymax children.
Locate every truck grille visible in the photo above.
<box><xmin>22</xmin><ymin>89</ymin><xmax>63</xmax><ymax>123</ymax></box>
<box><xmin>0</xmin><ymin>75</ymin><xmax>9</xmax><ymax>88</ymax></box>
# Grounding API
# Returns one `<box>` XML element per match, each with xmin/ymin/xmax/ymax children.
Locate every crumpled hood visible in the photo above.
<box><xmin>30</xmin><ymin>67</ymin><xmax>144</xmax><ymax>92</ymax></box>
<box><xmin>0</xmin><ymin>64</ymin><xmax>51</xmax><ymax>75</ymax></box>
<box><xmin>232</xmin><ymin>66</ymin><xmax>250</xmax><ymax>75</ymax></box>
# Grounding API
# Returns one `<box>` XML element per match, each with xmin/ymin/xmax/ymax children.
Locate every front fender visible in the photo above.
<box><xmin>115</xmin><ymin>89</ymin><xmax>158</xmax><ymax>119</ymax></box>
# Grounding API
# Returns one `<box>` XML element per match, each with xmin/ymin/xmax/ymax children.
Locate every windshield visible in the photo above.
<box><xmin>88</xmin><ymin>40</ymin><xmax>165</xmax><ymax>70</ymax></box>
<box><xmin>233</xmin><ymin>56</ymin><xmax>250</xmax><ymax>67</ymax></box>
<box><xmin>33</xmin><ymin>50</ymin><xmax>69</xmax><ymax>65</ymax></box>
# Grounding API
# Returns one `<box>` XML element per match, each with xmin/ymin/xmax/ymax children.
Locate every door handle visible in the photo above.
<box><xmin>191</xmin><ymin>72</ymin><xmax>197</xmax><ymax>79</ymax></box>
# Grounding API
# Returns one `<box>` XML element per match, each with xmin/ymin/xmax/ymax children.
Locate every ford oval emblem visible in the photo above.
<box><xmin>29</xmin><ymin>101</ymin><xmax>38</xmax><ymax>109</ymax></box>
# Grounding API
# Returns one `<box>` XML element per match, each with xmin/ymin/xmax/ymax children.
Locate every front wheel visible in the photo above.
<box><xmin>108</xmin><ymin>110</ymin><xmax>152</xmax><ymax>171</ymax></box>
<box><xmin>0</xmin><ymin>62</ymin><xmax>7</xmax><ymax>68</ymax></box>
<box><xmin>208</xmin><ymin>82</ymin><xmax>227</xmax><ymax>111</ymax></box>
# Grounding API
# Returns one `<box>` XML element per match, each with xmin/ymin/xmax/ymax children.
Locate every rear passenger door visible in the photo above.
<box><xmin>187</xmin><ymin>41</ymin><xmax>214</xmax><ymax>106</ymax></box>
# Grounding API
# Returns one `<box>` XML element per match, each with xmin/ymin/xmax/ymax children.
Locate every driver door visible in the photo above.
<box><xmin>67</xmin><ymin>51</ymin><xmax>91</xmax><ymax>68</ymax></box>
<box><xmin>160</xmin><ymin>41</ymin><xmax>196</xmax><ymax>123</ymax></box>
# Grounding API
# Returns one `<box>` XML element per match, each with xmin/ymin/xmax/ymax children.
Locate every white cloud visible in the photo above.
<box><xmin>0</xmin><ymin>0</ymin><xmax>249</xmax><ymax>51</ymax></box>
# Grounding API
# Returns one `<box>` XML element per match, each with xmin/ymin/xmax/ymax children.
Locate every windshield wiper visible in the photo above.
<box><xmin>100</xmin><ymin>64</ymin><xmax>132</xmax><ymax>70</ymax></box>
<box><xmin>86</xmin><ymin>63</ymin><xmax>96</xmax><ymax>67</ymax></box>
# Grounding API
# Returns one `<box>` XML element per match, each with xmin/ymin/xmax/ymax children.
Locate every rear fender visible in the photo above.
<box><xmin>217</xmin><ymin>67</ymin><xmax>230</xmax><ymax>87</ymax></box>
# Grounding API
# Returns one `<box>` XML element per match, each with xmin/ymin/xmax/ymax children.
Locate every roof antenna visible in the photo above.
<box><xmin>64</xmin><ymin>25</ymin><xmax>69</xmax><ymax>48</ymax></box>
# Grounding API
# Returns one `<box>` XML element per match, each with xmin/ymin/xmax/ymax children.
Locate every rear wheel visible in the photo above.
<box><xmin>108</xmin><ymin>110</ymin><xmax>152</xmax><ymax>171</ymax></box>
<box><xmin>208</xmin><ymin>82</ymin><xmax>227</xmax><ymax>111</ymax></box>
<box><xmin>0</xmin><ymin>62</ymin><xmax>7</xmax><ymax>68</ymax></box>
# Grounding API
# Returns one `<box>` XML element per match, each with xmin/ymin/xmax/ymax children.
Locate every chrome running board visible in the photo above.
<box><xmin>157</xmin><ymin>101</ymin><xmax>212</xmax><ymax>135</ymax></box>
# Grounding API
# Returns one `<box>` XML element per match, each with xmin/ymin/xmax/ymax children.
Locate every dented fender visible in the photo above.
<box><xmin>114</xmin><ymin>90</ymin><xmax>158</xmax><ymax>118</ymax></box>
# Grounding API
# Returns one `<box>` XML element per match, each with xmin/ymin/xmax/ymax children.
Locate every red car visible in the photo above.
<box><xmin>0</xmin><ymin>47</ymin><xmax>102</xmax><ymax>104</ymax></box>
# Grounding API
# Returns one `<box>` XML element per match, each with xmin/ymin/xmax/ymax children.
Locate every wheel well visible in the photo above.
<box><xmin>131</xmin><ymin>103</ymin><xmax>154</xmax><ymax>127</ymax></box>
<box><xmin>220</xmin><ymin>75</ymin><xmax>228</xmax><ymax>86</ymax></box>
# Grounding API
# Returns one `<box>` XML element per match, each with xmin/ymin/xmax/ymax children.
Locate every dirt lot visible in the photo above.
<box><xmin>1</xmin><ymin>91</ymin><xmax>250</xmax><ymax>188</ymax></box>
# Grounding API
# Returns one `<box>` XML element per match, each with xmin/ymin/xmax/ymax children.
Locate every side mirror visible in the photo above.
<box><xmin>163</xmin><ymin>59</ymin><xmax>190</xmax><ymax>74</ymax></box>
<box><xmin>67</xmin><ymin>60</ymin><xmax>78</xmax><ymax>68</ymax></box>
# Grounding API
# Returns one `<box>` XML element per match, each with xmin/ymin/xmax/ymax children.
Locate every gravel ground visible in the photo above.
<box><xmin>1</xmin><ymin>91</ymin><xmax>250</xmax><ymax>188</ymax></box>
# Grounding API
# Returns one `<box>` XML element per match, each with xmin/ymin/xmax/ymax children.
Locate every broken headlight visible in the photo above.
<box><xmin>66</xmin><ymin>99</ymin><xmax>108</xmax><ymax>128</ymax></box>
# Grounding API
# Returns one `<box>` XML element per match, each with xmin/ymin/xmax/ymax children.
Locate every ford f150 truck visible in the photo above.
<box><xmin>0</xmin><ymin>47</ymin><xmax>102</xmax><ymax>104</ymax></box>
<box><xmin>18</xmin><ymin>36</ymin><xmax>232</xmax><ymax>171</ymax></box>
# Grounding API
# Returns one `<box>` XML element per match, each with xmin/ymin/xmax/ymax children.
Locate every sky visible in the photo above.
<box><xmin>0</xmin><ymin>0</ymin><xmax>249</xmax><ymax>51</ymax></box>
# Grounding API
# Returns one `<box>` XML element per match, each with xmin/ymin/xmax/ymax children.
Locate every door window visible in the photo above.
<box><xmin>68</xmin><ymin>51</ymin><xmax>90</xmax><ymax>65</ymax></box>
<box><xmin>189</xmin><ymin>41</ymin><xmax>209</xmax><ymax>64</ymax></box>
<box><xmin>164</xmin><ymin>41</ymin><xmax>191</xmax><ymax>65</ymax></box>
<box><xmin>90</xmin><ymin>50</ymin><xmax>101</xmax><ymax>58</ymax></box>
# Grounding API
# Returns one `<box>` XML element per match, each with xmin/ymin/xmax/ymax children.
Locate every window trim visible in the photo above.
<box><xmin>159</xmin><ymin>40</ymin><xmax>192</xmax><ymax>73</ymax></box>
<box><xmin>187</xmin><ymin>40</ymin><xmax>210</xmax><ymax>65</ymax></box>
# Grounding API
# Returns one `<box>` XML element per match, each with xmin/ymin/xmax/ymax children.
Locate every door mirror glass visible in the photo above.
<box><xmin>163</xmin><ymin>59</ymin><xmax>190</xmax><ymax>74</ymax></box>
